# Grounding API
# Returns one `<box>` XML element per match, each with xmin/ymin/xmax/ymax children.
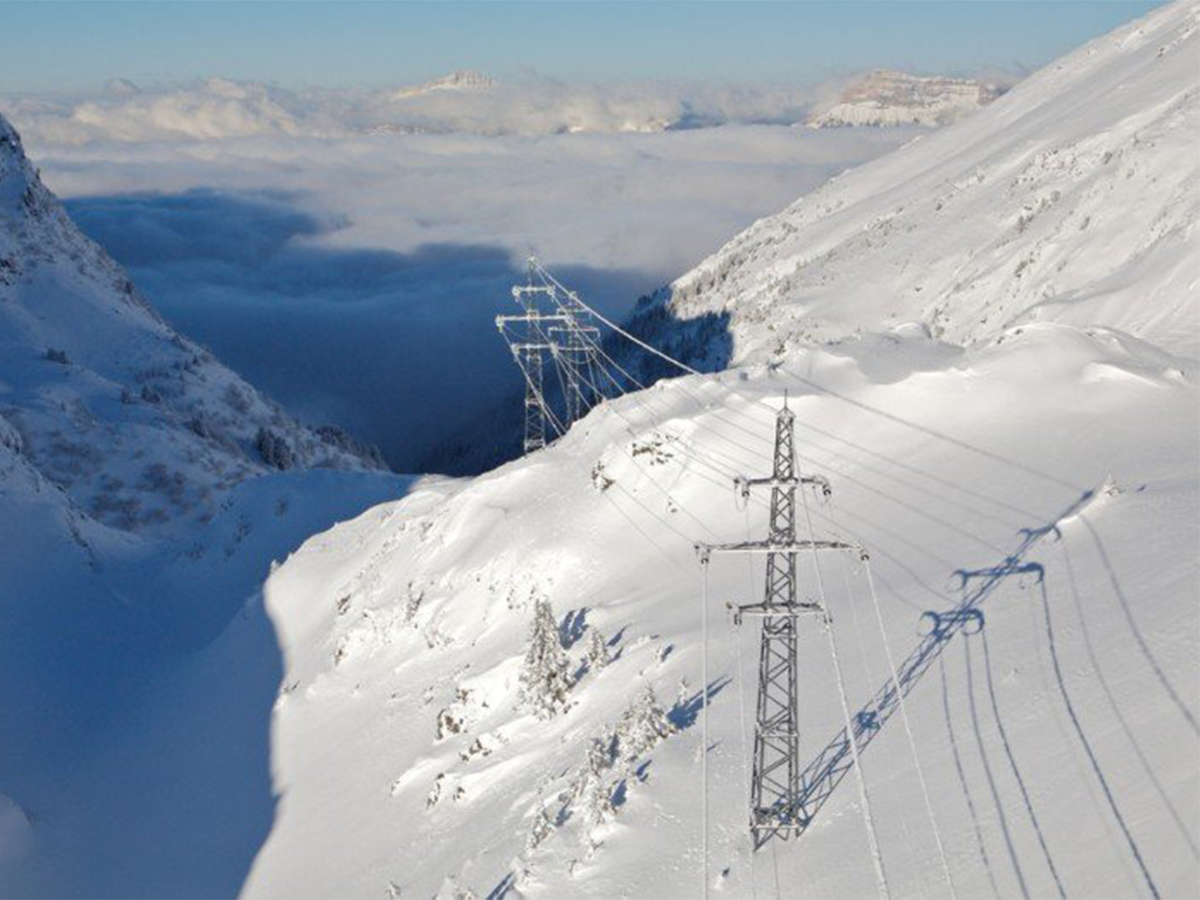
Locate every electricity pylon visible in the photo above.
<box><xmin>496</xmin><ymin>260</ymin><xmax>606</xmax><ymax>454</ymax></box>
<box><xmin>697</xmin><ymin>394</ymin><xmax>860</xmax><ymax>848</ymax></box>
<box><xmin>496</xmin><ymin>273</ymin><xmax>565</xmax><ymax>454</ymax></box>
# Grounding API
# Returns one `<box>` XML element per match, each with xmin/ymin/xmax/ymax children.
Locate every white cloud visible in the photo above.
<box><xmin>0</xmin><ymin>79</ymin><xmax>921</xmax><ymax>467</ymax></box>
<box><xmin>1</xmin><ymin>74</ymin><xmax>831</xmax><ymax>144</ymax></box>
<box><xmin>23</xmin><ymin>124</ymin><xmax>916</xmax><ymax>276</ymax></box>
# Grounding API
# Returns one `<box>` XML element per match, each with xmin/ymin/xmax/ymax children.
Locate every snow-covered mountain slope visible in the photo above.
<box><xmin>640</xmin><ymin>1</ymin><xmax>1199</xmax><ymax>361</ymax></box>
<box><xmin>0</xmin><ymin>112</ymin><xmax>385</xmax><ymax>532</ymax></box>
<box><xmin>249</xmin><ymin>324</ymin><xmax>1198</xmax><ymax>899</ymax></box>
<box><xmin>808</xmin><ymin>70</ymin><xmax>1003</xmax><ymax>128</ymax></box>
<box><xmin>242</xmin><ymin>7</ymin><xmax>1199</xmax><ymax>898</ymax></box>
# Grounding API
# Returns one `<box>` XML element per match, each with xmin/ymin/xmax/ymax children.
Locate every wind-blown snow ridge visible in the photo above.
<box><xmin>0</xmin><ymin>112</ymin><xmax>384</xmax><ymax>531</ymax></box>
<box><xmin>653</xmin><ymin>0</ymin><xmax>1200</xmax><ymax>361</ymax></box>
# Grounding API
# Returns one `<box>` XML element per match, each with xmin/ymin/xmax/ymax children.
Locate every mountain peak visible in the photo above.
<box><xmin>0</xmin><ymin>110</ymin><xmax>42</xmax><ymax>212</ymax></box>
<box><xmin>0</xmin><ymin>110</ymin><xmax>20</xmax><ymax>148</ymax></box>
<box><xmin>390</xmin><ymin>70</ymin><xmax>496</xmax><ymax>101</ymax></box>
<box><xmin>808</xmin><ymin>69</ymin><xmax>1004</xmax><ymax>128</ymax></box>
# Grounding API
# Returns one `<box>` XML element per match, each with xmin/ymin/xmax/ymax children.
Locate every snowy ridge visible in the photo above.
<box><xmin>808</xmin><ymin>70</ymin><xmax>1002</xmax><ymax>128</ymax></box>
<box><xmin>656</xmin><ymin>0</ymin><xmax>1200</xmax><ymax>360</ymax></box>
<box><xmin>0</xmin><ymin>112</ymin><xmax>385</xmax><ymax>531</ymax></box>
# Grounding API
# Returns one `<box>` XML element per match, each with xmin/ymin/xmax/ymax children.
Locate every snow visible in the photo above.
<box><xmin>241</xmin><ymin>4</ymin><xmax>1199</xmax><ymax>898</ymax></box>
<box><xmin>246</xmin><ymin>320</ymin><xmax>1197</xmax><ymax>898</ymax></box>
<box><xmin>1</xmin><ymin>2</ymin><xmax>1197</xmax><ymax>898</ymax></box>
<box><xmin>653</xmin><ymin>0</ymin><xmax>1199</xmax><ymax>360</ymax></box>
<box><xmin>0</xmin><ymin>454</ymin><xmax>409</xmax><ymax>896</ymax></box>
<box><xmin>0</xmin><ymin>111</ymin><xmax>385</xmax><ymax>533</ymax></box>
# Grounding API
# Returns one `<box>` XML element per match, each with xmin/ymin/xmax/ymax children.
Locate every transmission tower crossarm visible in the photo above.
<box><xmin>736</xmin><ymin>473</ymin><xmax>832</xmax><ymax>497</ymax></box>
<box><xmin>729</xmin><ymin>600</ymin><xmax>825</xmax><ymax>622</ymax></box>
<box><xmin>496</xmin><ymin>313</ymin><xmax>571</xmax><ymax>327</ymax></box>
<box><xmin>507</xmin><ymin>342</ymin><xmax>554</xmax><ymax>352</ymax></box>
<box><xmin>695</xmin><ymin>539</ymin><xmax>863</xmax><ymax>562</ymax></box>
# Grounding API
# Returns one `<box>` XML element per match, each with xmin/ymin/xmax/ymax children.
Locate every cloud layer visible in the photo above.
<box><xmin>7</xmin><ymin>80</ymin><xmax>920</xmax><ymax>470</ymax></box>
<box><xmin>3</xmin><ymin>74</ymin><xmax>837</xmax><ymax>143</ymax></box>
<box><xmin>65</xmin><ymin>191</ymin><xmax>657</xmax><ymax>470</ymax></box>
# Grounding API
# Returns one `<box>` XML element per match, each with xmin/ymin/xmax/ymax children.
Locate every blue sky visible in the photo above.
<box><xmin>2</xmin><ymin>1</ymin><xmax>1162</xmax><ymax>92</ymax></box>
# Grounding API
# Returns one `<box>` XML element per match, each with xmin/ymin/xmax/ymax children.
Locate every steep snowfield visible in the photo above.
<box><xmin>0</xmin><ymin>112</ymin><xmax>384</xmax><ymax>533</ymax></box>
<box><xmin>646</xmin><ymin>2</ymin><xmax>1199</xmax><ymax>361</ymax></box>
<box><xmin>245</xmin><ymin>5</ymin><xmax>1199</xmax><ymax>899</ymax></box>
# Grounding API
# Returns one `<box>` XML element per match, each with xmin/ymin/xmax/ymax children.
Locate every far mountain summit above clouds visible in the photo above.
<box><xmin>808</xmin><ymin>69</ymin><xmax>1005</xmax><ymax>128</ymax></box>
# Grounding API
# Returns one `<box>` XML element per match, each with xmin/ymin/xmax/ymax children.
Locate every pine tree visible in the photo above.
<box><xmin>518</xmin><ymin>597</ymin><xmax>572</xmax><ymax>719</ymax></box>
<box><xmin>526</xmin><ymin>800</ymin><xmax>555</xmax><ymax>852</ymax></box>
<box><xmin>585</xmin><ymin>626</ymin><xmax>610</xmax><ymax>672</ymax></box>
<box><xmin>575</xmin><ymin>731</ymin><xmax>617</xmax><ymax>833</ymax></box>
<box><xmin>616</xmin><ymin>685</ymin><xmax>674</xmax><ymax>766</ymax></box>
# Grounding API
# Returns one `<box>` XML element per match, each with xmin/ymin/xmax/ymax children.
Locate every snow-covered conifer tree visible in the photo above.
<box><xmin>575</xmin><ymin>731</ymin><xmax>617</xmax><ymax>835</ymax></box>
<box><xmin>615</xmin><ymin>684</ymin><xmax>674</xmax><ymax>765</ymax></box>
<box><xmin>526</xmin><ymin>799</ymin><xmax>555</xmax><ymax>852</ymax></box>
<box><xmin>518</xmin><ymin>597</ymin><xmax>571</xmax><ymax>719</ymax></box>
<box><xmin>584</xmin><ymin>626</ymin><xmax>610</xmax><ymax>672</ymax></box>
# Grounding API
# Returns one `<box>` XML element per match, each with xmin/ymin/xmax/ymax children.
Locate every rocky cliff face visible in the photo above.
<box><xmin>808</xmin><ymin>70</ymin><xmax>1003</xmax><ymax>128</ymax></box>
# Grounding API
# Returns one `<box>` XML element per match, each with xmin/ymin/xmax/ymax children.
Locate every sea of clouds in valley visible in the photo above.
<box><xmin>1</xmin><ymin>78</ymin><xmax>921</xmax><ymax>469</ymax></box>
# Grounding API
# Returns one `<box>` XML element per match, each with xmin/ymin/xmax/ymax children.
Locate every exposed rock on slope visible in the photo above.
<box><xmin>808</xmin><ymin>70</ymin><xmax>1003</xmax><ymax>128</ymax></box>
<box><xmin>0</xmin><ymin>112</ymin><xmax>385</xmax><ymax>532</ymax></box>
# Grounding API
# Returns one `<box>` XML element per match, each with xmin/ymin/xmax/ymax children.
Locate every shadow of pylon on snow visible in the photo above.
<box><xmin>790</xmin><ymin>491</ymin><xmax>1093</xmax><ymax>836</ymax></box>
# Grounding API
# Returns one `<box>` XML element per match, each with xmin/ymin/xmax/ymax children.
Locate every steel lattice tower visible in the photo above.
<box><xmin>497</xmin><ymin>277</ymin><xmax>561</xmax><ymax>455</ymax></box>
<box><xmin>697</xmin><ymin>395</ymin><xmax>858</xmax><ymax>849</ymax></box>
<box><xmin>520</xmin><ymin>341</ymin><xmax>546</xmax><ymax>453</ymax></box>
<box><xmin>749</xmin><ymin>401</ymin><xmax>810</xmax><ymax>843</ymax></box>
<box><xmin>549</xmin><ymin>288</ymin><xmax>602</xmax><ymax>424</ymax></box>
<box><xmin>497</xmin><ymin>260</ymin><xmax>607</xmax><ymax>455</ymax></box>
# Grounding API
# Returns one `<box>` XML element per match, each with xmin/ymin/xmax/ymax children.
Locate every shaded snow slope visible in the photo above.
<box><xmin>0</xmin><ymin>441</ymin><xmax>409</xmax><ymax>896</ymax></box>
<box><xmin>647</xmin><ymin>1</ymin><xmax>1200</xmax><ymax>360</ymax></box>
<box><xmin>0</xmin><ymin>112</ymin><xmax>384</xmax><ymax>533</ymax></box>
<box><xmin>0</xmin><ymin>110</ymin><xmax>407</xmax><ymax>896</ymax></box>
